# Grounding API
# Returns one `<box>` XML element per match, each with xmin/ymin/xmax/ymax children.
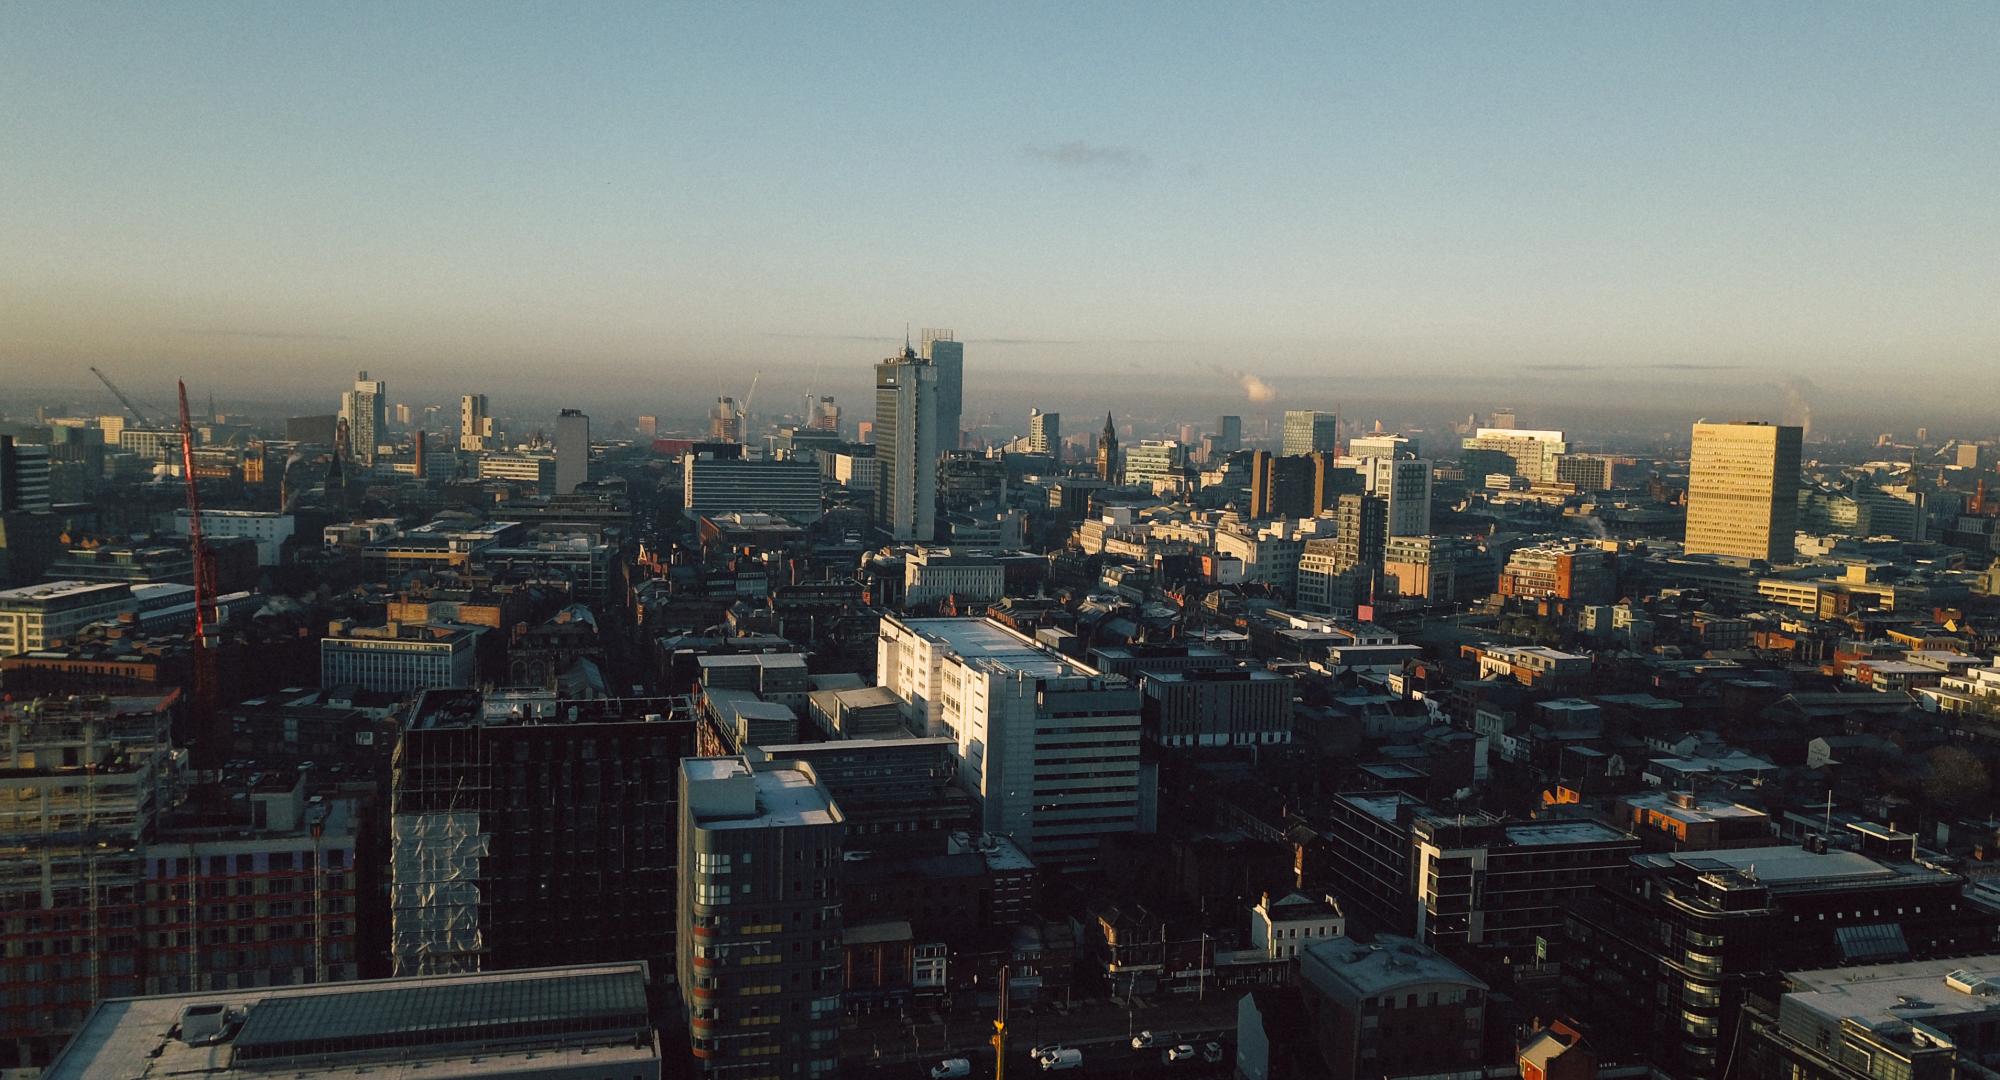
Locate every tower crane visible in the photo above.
<box><xmin>89</xmin><ymin>366</ymin><xmax>155</xmax><ymax>428</ymax></box>
<box><xmin>178</xmin><ymin>380</ymin><xmax>219</xmax><ymax>761</ymax></box>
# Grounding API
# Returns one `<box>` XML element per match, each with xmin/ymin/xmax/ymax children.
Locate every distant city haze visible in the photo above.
<box><xmin>3</xmin><ymin>5</ymin><xmax>1995</xmax><ymax>431</ymax></box>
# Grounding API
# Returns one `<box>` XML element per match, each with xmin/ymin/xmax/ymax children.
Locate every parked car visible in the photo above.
<box><xmin>1131</xmin><ymin>1030</ymin><xmax>1161</xmax><ymax>1050</ymax></box>
<box><xmin>1031</xmin><ymin>1044</ymin><xmax>1067</xmax><ymax>1061</ymax></box>
<box><xmin>1203</xmin><ymin>1041</ymin><xmax>1226</xmax><ymax>1063</ymax></box>
<box><xmin>930</xmin><ymin>1059</ymin><xmax>972</xmax><ymax>1079</ymax></box>
<box><xmin>1165</xmin><ymin>1043</ymin><xmax>1199</xmax><ymax>1063</ymax></box>
<box><xmin>1039</xmin><ymin>1048</ymin><xmax>1083</xmax><ymax>1071</ymax></box>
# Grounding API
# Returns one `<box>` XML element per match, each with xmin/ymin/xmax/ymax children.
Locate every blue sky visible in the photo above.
<box><xmin>2</xmin><ymin>3</ymin><xmax>1995</xmax><ymax>423</ymax></box>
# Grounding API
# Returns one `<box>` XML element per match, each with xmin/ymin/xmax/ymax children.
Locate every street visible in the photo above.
<box><xmin>840</xmin><ymin>994</ymin><xmax>1241</xmax><ymax>1079</ymax></box>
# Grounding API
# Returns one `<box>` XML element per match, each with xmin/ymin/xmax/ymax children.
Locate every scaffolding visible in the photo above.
<box><xmin>388</xmin><ymin>810</ymin><xmax>490</xmax><ymax>977</ymax></box>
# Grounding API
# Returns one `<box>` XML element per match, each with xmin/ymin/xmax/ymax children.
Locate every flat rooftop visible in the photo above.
<box><xmin>0</xmin><ymin>579</ymin><xmax>128</xmax><ymax>603</ymax></box>
<box><xmin>45</xmin><ymin>963</ymin><xmax>655</xmax><ymax>1080</ymax></box>
<box><xmin>1303</xmin><ymin>934</ymin><xmax>1487</xmax><ymax>997</ymax></box>
<box><xmin>1340</xmin><ymin>791</ymin><xmax>1429</xmax><ymax>826</ymax></box>
<box><xmin>1784</xmin><ymin>958</ymin><xmax>2000</xmax><ymax>1028</ymax></box>
<box><xmin>1643</xmin><ymin>844</ymin><xmax>1927</xmax><ymax>888</ymax></box>
<box><xmin>1504</xmin><ymin>820</ymin><xmax>1633</xmax><ymax>847</ymax></box>
<box><xmin>1625</xmin><ymin>792</ymin><xmax>1768</xmax><ymax>822</ymax></box>
<box><xmin>896</xmin><ymin>617</ymin><xmax>1102</xmax><ymax>680</ymax></box>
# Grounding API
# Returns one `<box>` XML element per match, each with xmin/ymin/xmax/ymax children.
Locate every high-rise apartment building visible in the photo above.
<box><xmin>1684</xmin><ymin>420</ymin><xmax>1803</xmax><ymax>564</ymax></box>
<box><xmin>876</xmin><ymin>617</ymin><xmax>1143</xmax><ymax>865</ymax></box>
<box><xmin>339</xmin><ymin>371</ymin><xmax>386</xmax><ymax>465</ymax></box>
<box><xmin>919</xmin><ymin>328</ymin><xmax>963</xmax><ymax>451</ymax></box>
<box><xmin>1027</xmin><ymin>408</ymin><xmax>1060</xmax><ymax>458</ymax></box>
<box><xmin>678</xmin><ymin>755</ymin><xmax>844</xmax><ymax>1079</ymax></box>
<box><xmin>683</xmin><ymin>453</ymin><xmax>824</xmax><ymax>522</ymax></box>
<box><xmin>1461</xmin><ymin>427</ymin><xmax>1568</xmax><ymax>483</ymax></box>
<box><xmin>458</xmin><ymin>394</ymin><xmax>493</xmax><ymax>452</ymax></box>
<box><xmin>555</xmin><ymin>408</ymin><xmax>590</xmax><ymax>494</ymax></box>
<box><xmin>1282</xmin><ymin>410</ymin><xmax>1339</xmax><ymax>456</ymax></box>
<box><xmin>710</xmin><ymin>397</ymin><xmax>743</xmax><ymax>443</ymax></box>
<box><xmin>873</xmin><ymin>347</ymin><xmax>939</xmax><ymax>541</ymax></box>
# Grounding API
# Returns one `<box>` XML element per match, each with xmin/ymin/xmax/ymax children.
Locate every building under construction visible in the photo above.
<box><xmin>0</xmin><ymin>694</ymin><xmax>183</xmax><ymax>1068</ymax></box>
<box><xmin>388</xmin><ymin>690</ymin><xmax>696</xmax><ymax>982</ymax></box>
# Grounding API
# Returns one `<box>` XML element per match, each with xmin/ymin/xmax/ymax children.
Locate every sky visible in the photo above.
<box><xmin>2</xmin><ymin>3</ymin><xmax>1996</xmax><ymax>433</ymax></box>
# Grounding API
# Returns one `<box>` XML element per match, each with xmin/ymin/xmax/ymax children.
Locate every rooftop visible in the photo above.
<box><xmin>1643</xmin><ymin>844</ymin><xmax>1929</xmax><ymax>888</ymax></box>
<box><xmin>44</xmin><ymin>963</ymin><xmax>654</xmax><ymax>1080</ymax></box>
<box><xmin>894</xmin><ymin>616</ymin><xmax>1104</xmax><ymax>681</ymax></box>
<box><xmin>0</xmin><ymin>579</ymin><xmax>129</xmax><ymax>604</ymax></box>
<box><xmin>1302</xmin><ymin>934</ymin><xmax>1487</xmax><ymax>997</ymax></box>
<box><xmin>1784</xmin><ymin>957</ymin><xmax>2000</xmax><ymax>1029</ymax></box>
<box><xmin>1503</xmin><ymin>820</ymin><xmax>1634</xmax><ymax>847</ymax></box>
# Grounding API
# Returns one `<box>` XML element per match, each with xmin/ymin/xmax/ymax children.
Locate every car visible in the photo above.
<box><xmin>1031</xmin><ymin>1044</ymin><xmax>1068</xmax><ymax>1061</ymax></box>
<box><xmin>1039</xmin><ymin>1048</ymin><xmax>1083</xmax><ymax>1072</ymax></box>
<box><xmin>1203</xmin><ymin>1041</ymin><xmax>1225</xmax><ymax>1064</ymax></box>
<box><xmin>1131</xmin><ymin>1030</ymin><xmax>1160</xmax><ymax>1050</ymax></box>
<box><xmin>929</xmin><ymin>1059</ymin><xmax>972</xmax><ymax>1079</ymax></box>
<box><xmin>1165</xmin><ymin>1043</ymin><xmax>1199</xmax><ymax>1063</ymax></box>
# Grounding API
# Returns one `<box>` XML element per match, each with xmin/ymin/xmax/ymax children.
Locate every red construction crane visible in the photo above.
<box><xmin>177</xmin><ymin>380</ymin><xmax>219</xmax><ymax>753</ymax></box>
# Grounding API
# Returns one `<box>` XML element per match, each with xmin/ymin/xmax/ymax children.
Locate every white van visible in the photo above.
<box><xmin>1039</xmin><ymin>1047</ymin><xmax>1083</xmax><ymax>1071</ymax></box>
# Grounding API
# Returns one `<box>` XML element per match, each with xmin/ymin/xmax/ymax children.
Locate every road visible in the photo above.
<box><xmin>840</xmin><ymin>996</ymin><xmax>1239</xmax><ymax>1079</ymax></box>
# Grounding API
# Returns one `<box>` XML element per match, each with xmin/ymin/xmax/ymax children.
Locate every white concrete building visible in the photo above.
<box><xmin>0</xmin><ymin>580</ymin><xmax>137</xmax><ymax>656</ymax></box>
<box><xmin>876</xmin><ymin>617</ymin><xmax>1142</xmax><ymax>865</ymax></box>
<box><xmin>902</xmin><ymin>547</ymin><xmax>1005</xmax><ymax>608</ymax></box>
<box><xmin>175</xmin><ymin>508</ymin><xmax>296</xmax><ymax>565</ymax></box>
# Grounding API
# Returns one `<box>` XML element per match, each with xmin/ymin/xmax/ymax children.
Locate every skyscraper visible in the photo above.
<box><xmin>0</xmin><ymin>436</ymin><xmax>52</xmax><ymax>514</ymax></box>
<box><xmin>637</xmin><ymin>414</ymin><xmax>658</xmax><ymax>439</ymax></box>
<box><xmin>808</xmin><ymin>396</ymin><xmax>840</xmax><ymax>433</ymax></box>
<box><xmin>1028</xmin><ymin>408</ymin><xmax>1060</xmax><ymax>458</ymax></box>
<box><xmin>339</xmin><ymin>371</ymin><xmax>385</xmax><ymax>464</ymax></box>
<box><xmin>1461</xmin><ymin>427</ymin><xmax>1569</xmax><ymax>484</ymax></box>
<box><xmin>874</xmin><ymin>346</ymin><xmax>939</xmax><ymax>541</ymax></box>
<box><xmin>458</xmin><ymin>394</ymin><xmax>492</xmax><ymax>452</ymax></box>
<box><xmin>1282</xmin><ymin>410</ymin><xmax>1339</xmax><ymax>457</ymax></box>
<box><xmin>1096</xmin><ymin>412</ymin><xmax>1119</xmax><ymax>482</ymax></box>
<box><xmin>1215</xmin><ymin>414</ymin><xmax>1243</xmax><ymax>454</ymax></box>
<box><xmin>1357</xmin><ymin>456</ymin><xmax>1434</xmax><ymax>537</ymax></box>
<box><xmin>1684</xmin><ymin>420</ymin><xmax>1803</xmax><ymax>564</ymax></box>
<box><xmin>555</xmin><ymin>408</ymin><xmax>590</xmax><ymax>494</ymax></box>
<box><xmin>920</xmin><ymin>328</ymin><xmax>964</xmax><ymax>451</ymax></box>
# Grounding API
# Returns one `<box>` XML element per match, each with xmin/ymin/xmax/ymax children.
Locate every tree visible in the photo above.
<box><xmin>1924</xmin><ymin>746</ymin><xmax>1991</xmax><ymax>814</ymax></box>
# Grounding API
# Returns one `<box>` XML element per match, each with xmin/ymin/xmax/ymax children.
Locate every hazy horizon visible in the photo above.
<box><xmin>4</xmin><ymin>4</ymin><xmax>1996</xmax><ymax>433</ymax></box>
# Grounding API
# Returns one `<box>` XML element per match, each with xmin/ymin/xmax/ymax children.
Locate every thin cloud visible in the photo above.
<box><xmin>182</xmin><ymin>327</ymin><xmax>354</xmax><ymax>342</ymax></box>
<box><xmin>1639</xmin><ymin>362</ymin><xmax>1742</xmax><ymax>371</ymax></box>
<box><xmin>1022</xmin><ymin>141</ymin><xmax>1150</xmax><ymax>172</ymax></box>
<box><xmin>1524</xmin><ymin>363</ymin><xmax>1600</xmax><ymax>371</ymax></box>
<box><xmin>1522</xmin><ymin>361</ymin><xmax>1744</xmax><ymax>372</ymax></box>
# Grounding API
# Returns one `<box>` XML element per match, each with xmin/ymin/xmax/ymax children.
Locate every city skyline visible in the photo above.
<box><xmin>3</xmin><ymin>4</ymin><xmax>1997</xmax><ymax>429</ymax></box>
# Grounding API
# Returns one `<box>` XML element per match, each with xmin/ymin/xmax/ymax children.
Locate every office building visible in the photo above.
<box><xmin>1282</xmin><ymin>410</ymin><xmax>1339</xmax><ymax>457</ymax></box>
<box><xmin>1566</xmin><ymin>827</ymin><xmax>1999</xmax><ymax>1079</ymax></box>
<box><xmin>1357</xmin><ymin>456</ymin><xmax>1433</xmax><ymax>536</ymax></box>
<box><xmin>0</xmin><ymin>579</ymin><xmax>137</xmax><ymax>656</ymax></box>
<box><xmin>902</xmin><ymin>546</ymin><xmax>1005</xmax><ymax>608</ymax></box>
<box><xmin>1739</xmin><ymin>958</ymin><xmax>2000</xmax><ymax>1080</ymax></box>
<box><xmin>1141</xmin><ymin>668</ymin><xmax>1294</xmax><ymax>748</ymax></box>
<box><xmin>1348</xmin><ymin>433</ymin><xmax>1416</xmax><ymax>460</ymax></box>
<box><xmin>172</xmin><ymin>508</ymin><xmax>295</xmax><ymax>565</ymax></box>
<box><xmin>1684</xmin><ymin>420</ymin><xmax>1804</xmax><ymax>564</ymax></box>
<box><xmin>475</xmin><ymin>451</ymin><xmax>557</xmax><ymax>494</ymax></box>
<box><xmin>1381</xmin><ymin>535</ymin><xmax>1484</xmax><ymax>601</ymax></box>
<box><xmin>46</xmin><ymin>963</ymin><xmax>660</xmax><ymax>1080</ymax></box>
<box><xmin>678</xmin><ymin>755</ymin><xmax>844</xmax><ymax>1079</ymax></box>
<box><xmin>1095</xmin><ymin>412</ymin><xmax>1119</xmax><ymax>482</ymax></box>
<box><xmin>877</xmin><ymin>616</ymin><xmax>1142</xmax><ymax>865</ymax></box>
<box><xmin>554</xmin><ymin>408</ymin><xmax>589</xmax><ymax>494</ymax></box>
<box><xmin>1410</xmin><ymin>815</ymin><xmax>1635</xmax><ymax>949</ymax></box>
<box><xmin>1215</xmin><ymin>414</ymin><xmax>1243</xmax><ymax>454</ymax></box>
<box><xmin>458</xmin><ymin>393</ymin><xmax>493</xmax><ymax>451</ymax></box>
<box><xmin>1461</xmin><ymin>427</ymin><xmax>1569</xmax><ymax>483</ymax></box>
<box><xmin>1248</xmin><ymin>451</ymin><xmax>1324</xmax><ymax>519</ymax></box>
<box><xmin>118</xmin><ymin>427</ymin><xmax>183</xmax><ymax>461</ymax></box>
<box><xmin>390</xmin><ymin>692</ymin><xmax>694</xmax><ymax>982</ymax></box>
<box><xmin>1497</xmin><ymin>541</ymin><xmax>1617</xmax><ymax>610</ymax></box>
<box><xmin>1028</xmin><ymin>408</ymin><xmax>1060</xmax><ymax>457</ymax></box>
<box><xmin>1122</xmin><ymin>438</ymin><xmax>1186</xmax><ymax>491</ymax></box>
<box><xmin>1554</xmin><ymin>452</ymin><xmax>1616</xmax><ymax>491</ymax></box>
<box><xmin>874</xmin><ymin>346</ymin><xmax>940</xmax><ymax>541</ymax></box>
<box><xmin>920</xmin><ymin>327</ymin><xmax>963</xmax><ymax>451</ymax></box>
<box><xmin>339</xmin><ymin>371</ymin><xmax>386</xmax><ymax>464</ymax></box>
<box><xmin>1299</xmin><ymin>935</ymin><xmax>1488</xmax><ymax>1078</ymax></box>
<box><xmin>710</xmin><ymin>396</ymin><xmax>743</xmax><ymax>443</ymax></box>
<box><xmin>684</xmin><ymin>453</ymin><xmax>823</xmax><ymax>521</ymax></box>
<box><xmin>0</xmin><ymin>436</ymin><xmax>51</xmax><ymax>513</ymax></box>
<box><xmin>319</xmin><ymin>620</ymin><xmax>479</xmax><ymax>693</ymax></box>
